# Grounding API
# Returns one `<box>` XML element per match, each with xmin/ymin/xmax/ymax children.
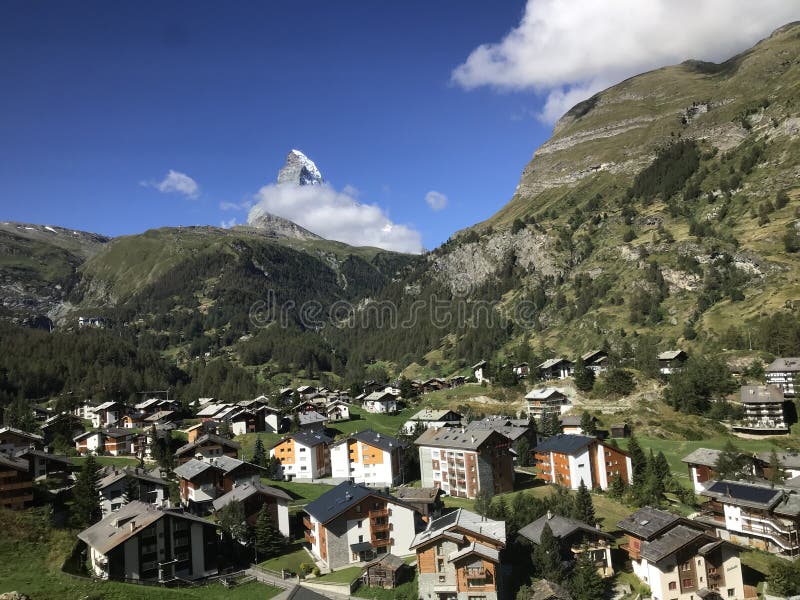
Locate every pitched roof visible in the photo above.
<box><xmin>525</xmin><ymin>388</ymin><xmax>566</xmax><ymax>400</ymax></box>
<box><xmin>530</xmin><ymin>580</ymin><xmax>573</xmax><ymax>600</ymax></box>
<box><xmin>471</xmin><ymin>360</ymin><xmax>487</xmax><ymax>370</ymax></box>
<box><xmin>658</xmin><ymin>350</ymin><xmax>686</xmax><ymax>361</ymax></box>
<box><xmin>364</xmin><ymin>391</ymin><xmax>397</xmax><ymax>402</ymax></box>
<box><xmin>98</xmin><ymin>466</ymin><xmax>169</xmax><ymax>490</ymax></box>
<box><xmin>298</xmin><ymin>411</ymin><xmax>328</xmax><ymax>426</ymax></box>
<box><xmin>681</xmin><ymin>448</ymin><xmax>723</xmax><ymax>468</ymax></box>
<box><xmin>740</xmin><ymin>385</ymin><xmax>784</xmax><ymax>404</ymax></box>
<box><xmin>212</xmin><ymin>481</ymin><xmax>291</xmax><ymax>511</ymax></box>
<box><xmin>0</xmin><ymin>454</ymin><xmax>28</xmax><ymax>471</ymax></box>
<box><xmin>394</xmin><ymin>487</ymin><xmax>441</xmax><ymax>502</ymax></box>
<box><xmin>304</xmin><ymin>481</ymin><xmax>404</xmax><ymax>524</ymax></box>
<box><xmin>274</xmin><ymin>430</ymin><xmax>332</xmax><ymax>449</ymax></box>
<box><xmin>144</xmin><ymin>410</ymin><xmax>176</xmax><ymax>422</ymax></box>
<box><xmin>534</xmin><ymin>434</ymin><xmax>596</xmax><ymax>455</ymax></box>
<box><xmin>408</xmin><ymin>408</ymin><xmax>462</xmax><ymax>422</ymax></box>
<box><xmin>517</xmin><ymin>513</ymin><xmax>612</xmax><ymax>545</ymax></box>
<box><xmin>581</xmin><ymin>350</ymin><xmax>607</xmax><ymax>363</ymax></box>
<box><xmin>766</xmin><ymin>357</ymin><xmax>800</xmax><ymax>373</ymax></box>
<box><xmin>174</xmin><ymin>459</ymin><xmax>216</xmax><ymax>481</ymax></box>
<box><xmin>701</xmin><ymin>480</ymin><xmax>785</xmax><ymax>510</ymax></box>
<box><xmin>363</xmin><ymin>552</ymin><xmax>406</xmax><ymax>571</ymax></box>
<box><xmin>174</xmin><ymin>433</ymin><xmax>240</xmax><ymax>456</ymax></box>
<box><xmin>448</xmin><ymin>541</ymin><xmax>500</xmax><ymax>563</ymax></box>
<box><xmin>0</xmin><ymin>427</ymin><xmax>43</xmax><ymax>442</ymax></box>
<box><xmin>331</xmin><ymin>429</ymin><xmax>407</xmax><ymax>453</ymax></box>
<box><xmin>617</xmin><ymin>506</ymin><xmax>681</xmax><ymax>540</ymax></box>
<box><xmin>640</xmin><ymin>524</ymin><xmax>708</xmax><ymax>563</ymax></box>
<box><xmin>756</xmin><ymin>450</ymin><xmax>800</xmax><ymax>470</ymax></box>
<box><xmin>411</xmin><ymin>508</ymin><xmax>505</xmax><ymax>549</ymax></box>
<box><xmin>414</xmin><ymin>427</ymin><xmax>510</xmax><ymax>451</ymax></box>
<box><xmin>538</xmin><ymin>358</ymin><xmax>572</xmax><ymax>370</ymax></box>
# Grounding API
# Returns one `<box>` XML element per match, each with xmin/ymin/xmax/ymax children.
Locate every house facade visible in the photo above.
<box><xmin>0</xmin><ymin>427</ymin><xmax>44</xmax><ymax>454</ymax></box>
<box><xmin>174</xmin><ymin>456</ymin><xmax>264</xmax><ymax>515</ymax></box>
<box><xmin>331</xmin><ymin>430</ymin><xmax>407</xmax><ymax>487</ymax></box>
<box><xmin>734</xmin><ymin>385</ymin><xmax>789</xmax><ymax>434</ymax></box>
<box><xmin>411</xmin><ymin>508</ymin><xmax>506</xmax><ymax>600</ymax></box>
<box><xmin>212</xmin><ymin>481</ymin><xmax>291</xmax><ymax>537</ymax></box>
<box><xmin>534</xmin><ymin>434</ymin><xmax>632</xmax><ymax>491</ymax></box>
<box><xmin>525</xmin><ymin>388</ymin><xmax>570</xmax><ymax>421</ymax></box>
<box><xmin>363</xmin><ymin>391</ymin><xmax>398</xmax><ymax>414</ymax></box>
<box><xmin>681</xmin><ymin>448</ymin><xmax>723</xmax><ymax>494</ymax></box>
<box><xmin>303</xmin><ymin>481</ymin><xmax>420</xmax><ymax>570</ymax></box>
<box><xmin>658</xmin><ymin>350</ymin><xmax>688</xmax><ymax>375</ymax></box>
<box><xmin>403</xmin><ymin>409</ymin><xmax>463</xmax><ymax>434</ymax></box>
<box><xmin>766</xmin><ymin>357</ymin><xmax>800</xmax><ymax>397</ymax></box>
<box><xmin>416</xmin><ymin>428</ymin><xmax>515</xmax><ymax>499</ymax></box>
<box><xmin>97</xmin><ymin>466</ymin><xmax>171</xmax><ymax>516</ymax></box>
<box><xmin>270</xmin><ymin>431</ymin><xmax>332</xmax><ymax>480</ymax></box>
<box><xmin>538</xmin><ymin>358</ymin><xmax>574</xmax><ymax>381</ymax></box>
<box><xmin>174</xmin><ymin>434</ymin><xmax>240</xmax><ymax>465</ymax></box>
<box><xmin>0</xmin><ymin>454</ymin><xmax>33</xmax><ymax>510</ymax></box>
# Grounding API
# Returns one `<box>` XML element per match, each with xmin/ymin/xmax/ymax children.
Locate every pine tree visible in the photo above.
<box><xmin>569</xmin><ymin>551</ymin><xmax>607</xmax><ymax>600</ymax></box>
<box><xmin>535</xmin><ymin>522</ymin><xmax>565</xmax><ymax>583</ymax></box>
<box><xmin>769</xmin><ymin>449</ymin><xmax>786</xmax><ymax>485</ymax></box>
<box><xmin>573</xmin><ymin>358</ymin><xmax>595</xmax><ymax>392</ymax></box>
<box><xmin>653</xmin><ymin>451</ymin><xmax>671</xmax><ymax>482</ymax></box>
<box><xmin>579</xmin><ymin>411</ymin><xmax>597</xmax><ymax>436</ymax></box>
<box><xmin>574</xmin><ymin>480</ymin><xmax>595</xmax><ymax>525</ymax></box>
<box><xmin>123</xmin><ymin>473</ymin><xmax>141</xmax><ymax>503</ymax></box>
<box><xmin>515</xmin><ymin>437</ymin><xmax>531</xmax><ymax>467</ymax></box>
<box><xmin>72</xmin><ymin>455</ymin><xmax>102</xmax><ymax>528</ymax></box>
<box><xmin>609</xmin><ymin>473</ymin><xmax>626</xmax><ymax>499</ymax></box>
<box><xmin>254</xmin><ymin>505</ymin><xmax>285</xmax><ymax>560</ymax></box>
<box><xmin>218</xmin><ymin>499</ymin><xmax>248</xmax><ymax>543</ymax></box>
<box><xmin>253</xmin><ymin>436</ymin><xmax>267</xmax><ymax>467</ymax></box>
<box><xmin>474</xmin><ymin>488</ymin><xmax>493</xmax><ymax>516</ymax></box>
<box><xmin>627</xmin><ymin>432</ymin><xmax>648</xmax><ymax>488</ymax></box>
<box><xmin>714</xmin><ymin>440</ymin><xmax>749</xmax><ymax>480</ymax></box>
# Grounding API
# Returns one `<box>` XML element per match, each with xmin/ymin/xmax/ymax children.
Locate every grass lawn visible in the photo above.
<box><xmin>259</xmin><ymin>544</ymin><xmax>310</xmax><ymax>574</ymax></box>
<box><xmin>354</xmin><ymin>573</ymin><xmax>418</xmax><ymax>600</ymax></box>
<box><xmin>72</xmin><ymin>455</ymin><xmax>140</xmax><ymax>467</ymax></box>
<box><xmin>314</xmin><ymin>565</ymin><xmax>363</xmax><ymax>584</ymax></box>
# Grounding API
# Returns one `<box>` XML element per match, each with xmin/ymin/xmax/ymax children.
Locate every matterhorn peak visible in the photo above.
<box><xmin>277</xmin><ymin>149</ymin><xmax>323</xmax><ymax>186</ymax></box>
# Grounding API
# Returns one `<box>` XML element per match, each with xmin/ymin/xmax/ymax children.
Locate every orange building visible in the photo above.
<box><xmin>270</xmin><ymin>430</ymin><xmax>331</xmax><ymax>480</ymax></box>
<box><xmin>0</xmin><ymin>454</ymin><xmax>33</xmax><ymax>510</ymax></box>
<box><xmin>534</xmin><ymin>434</ymin><xmax>631</xmax><ymax>491</ymax></box>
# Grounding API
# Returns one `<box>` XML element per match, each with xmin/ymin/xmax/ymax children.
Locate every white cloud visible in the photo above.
<box><xmin>142</xmin><ymin>169</ymin><xmax>200</xmax><ymax>198</ymax></box>
<box><xmin>219</xmin><ymin>200</ymin><xmax>253</xmax><ymax>212</ymax></box>
<box><xmin>220</xmin><ymin>217</ymin><xmax>237</xmax><ymax>229</ymax></box>
<box><xmin>248</xmin><ymin>183</ymin><xmax>423</xmax><ymax>254</ymax></box>
<box><xmin>425</xmin><ymin>190</ymin><xmax>448</xmax><ymax>212</ymax></box>
<box><xmin>452</xmin><ymin>0</ymin><xmax>800</xmax><ymax>123</ymax></box>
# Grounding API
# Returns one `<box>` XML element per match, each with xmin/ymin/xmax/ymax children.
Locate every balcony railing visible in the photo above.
<box><xmin>303</xmin><ymin>517</ymin><xmax>312</xmax><ymax>530</ymax></box>
<box><xmin>369</xmin><ymin>508</ymin><xmax>390</xmax><ymax>519</ymax></box>
<box><xmin>465</xmin><ymin>566</ymin><xmax>486</xmax><ymax>578</ymax></box>
<box><xmin>304</xmin><ymin>531</ymin><xmax>316</xmax><ymax>544</ymax></box>
<box><xmin>371</xmin><ymin>536</ymin><xmax>393</xmax><ymax>546</ymax></box>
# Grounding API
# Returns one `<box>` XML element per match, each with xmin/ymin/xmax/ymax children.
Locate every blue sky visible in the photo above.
<box><xmin>1</xmin><ymin>1</ymin><xmax>796</xmax><ymax>252</ymax></box>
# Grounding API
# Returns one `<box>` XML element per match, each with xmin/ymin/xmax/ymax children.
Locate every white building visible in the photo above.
<box><xmin>402</xmin><ymin>408</ymin><xmax>462</xmax><ymax>434</ymax></box>
<box><xmin>362</xmin><ymin>391</ymin><xmax>398</xmax><ymax>414</ymax></box>
<box><xmin>766</xmin><ymin>357</ymin><xmax>800</xmax><ymax>397</ymax></box>
<box><xmin>270</xmin><ymin>430</ymin><xmax>332</xmax><ymax>480</ymax></box>
<box><xmin>330</xmin><ymin>430</ymin><xmax>407</xmax><ymax>487</ymax></box>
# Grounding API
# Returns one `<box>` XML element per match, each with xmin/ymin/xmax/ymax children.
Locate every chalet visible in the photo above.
<box><xmin>14</xmin><ymin>449</ymin><xmax>73</xmax><ymax>482</ymax></box>
<box><xmin>40</xmin><ymin>412</ymin><xmax>85</xmax><ymax>445</ymax></box>
<box><xmin>185</xmin><ymin>421</ymin><xmax>218</xmax><ymax>444</ymax></box>
<box><xmin>212</xmin><ymin>481</ymin><xmax>291</xmax><ymax>536</ymax></box>
<box><xmin>766</xmin><ymin>357</ymin><xmax>800</xmax><ymax>397</ymax></box>
<box><xmin>472</xmin><ymin>360</ymin><xmax>488</xmax><ymax>383</ymax></box>
<box><xmin>619</xmin><ymin>506</ymin><xmax>745</xmax><ymax>600</ymax></box>
<box><xmin>681</xmin><ymin>448</ymin><xmax>724</xmax><ymax>494</ymax></box>
<box><xmin>331</xmin><ymin>430</ymin><xmax>408</xmax><ymax>487</ymax></box>
<box><xmin>525</xmin><ymin>388</ymin><xmax>570</xmax><ymax>421</ymax></box>
<box><xmin>465</xmin><ymin>416</ymin><xmax>536</xmax><ymax>447</ymax></box>
<box><xmin>325</xmin><ymin>400</ymin><xmax>351</xmax><ymax>422</ymax></box>
<box><xmin>92</xmin><ymin>401</ymin><xmax>124</xmax><ymax>428</ymax></box>
<box><xmin>581</xmin><ymin>350</ymin><xmax>608</xmax><ymax>374</ymax></box>
<box><xmin>363</xmin><ymin>390</ymin><xmax>398</xmax><ymax>414</ymax></box>
<box><xmin>256</xmin><ymin>404</ymin><xmax>283</xmax><ymax>432</ymax></box>
<box><xmin>230</xmin><ymin>410</ymin><xmax>260</xmax><ymax>436</ymax></box>
<box><xmin>196</xmin><ymin>397</ymin><xmax>216</xmax><ymax>407</ymax></box>
<box><xmin>0</xmin><ymin>426</ymin><xmax>44</xmax><ymax>454</ymax></box>
<box><xmin>411</xmin><ymin>508</ymin><xmax>506</xmax><ymax>600</ymax></box>
<box><xmin>658</xmin><ymin>350</ymin><xmax>688</xmax><ymax>375</ymax></box>
<box><xmin>734</xmin><ymin>385</ymin><xmax>789</xmax><ymax>434</ymax></box>
<box><xmin>74</xmin><ymin>430</ymin><xmax>105</xmax><ymax>455</ymax></box>
<box><xmin>0</xmin><ymin>454</ymin><xmax>33</xmax><ymax>510</ymax></box>
<box><xmin>103</xmin><ymin>429</ymin><xmax>138</xmax><ymax>456</ymax></box>
<box><xmin>134</xmin><ymin>398</ymin><xmax>162</xmax><ymax>415</ymax></box>
<box><xmin>415</xmin><ymin>427</ymin><xmax>514</xmax><ymax>499</ymax></box>
<box><xmin>449</xmin><ymin>375</ymin><xmax>466</xmax><ymax>387</ymax></box>
<box><xmin>559</xmin><ymin>415</ymin><xmax>598</xmax><ymax>436</ymax></box>
<box><xmin>303</xmin><ymin>481</ymin><xmax>421</xmax><ymax>569</ymax></box>
<box><xmin>144</xmin><ymin>410</ymin><xmax>178</xmax><ymax>429</ymax></box>
<box><xmin>393</xmin><ymin>487</ymin><xmax>444</xmax><ymax>521</ymax></box>
<box><xmin>610</xmin><ymin>423</ymin><xmax>630</xmax><ymax>438</ymax></box>
<box><xmin>403</xmin><ymin>408</ymin><xmax>463</xmax><ymax>434</ymax></box>
<box><xmin>419</xmin><ymin>378</ymin><xmax>447</xmax><ymax>394</ymax></box>
<box><xmin>518</xmin><ymin>512</ymin><xmax>614</xmax><ymax>577</ymax></box>
<box><xmin>174</xmin><ymin>434</ymin><xmax>240</xmax><ymax>465</ymax></box>
<box><xmin>534</xmin><ymin>434</ymin><xmax>632</xmax><ymax>491</ymax></box>
<box><xmin>297</xmin><ymin>410</ymin><xmax>329</xmax><ymax>431</ymax></box>
<box><xmin>174</xmin><ymin>455</ymin><xmax>264</xmax><ymax>514</ymax></box>
<box><xmin>538</xmin><ymin>358</ymin><xmax>574</xmax><ymax>381</ymax></box>
<box><xmin>196</xmin><ymin>403</ymin><xmax>228</xmax><ymax>421</ymax></box>
<box><xmin>97</xmin><ymin>466</ymin><xmax>171</xmax><ymax>516</ymax></box>
<box><xmin>513</xmin><ymin>362</ymin><xmax>530</xmax><ymax>378</ymax></box>
<box><xmin>755</xmin><ymin>450</ymin><xmax>800</xmax><ymax>480</ymax></box>
<box><xmin>362</xmin><ymin>553</ymin><xmax>410</xmax><ymax>589</ymax></box>
<box><xmin>78</xmin><ymin>501</ymin><xmax>219</xmax><ymax>582</ymax></box>
<box><xmin>120</xmin><ymin>414</ymin><xmax>146</xmax><ymax>429</ymax></box>
<box><xmin>297</xmin><ymin>385</ymin><xmax>318</xmax><ymax>399</ymax></box>
<box><xmin>695</xmin><ymin>479</ymin><xmax>800</xmax><ymax>556</ymax></box>
<box><xmin>270</xmin><ymin>430</ymin><xmax>332</xmax><ymax>480</ymax></box>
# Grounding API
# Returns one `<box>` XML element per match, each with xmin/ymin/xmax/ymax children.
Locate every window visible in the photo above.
<box><xmin>357</xmin><ymin>520</ymin><xmax>362</xmax><ymax>528</ymax></box>
<box><xmin>727</xmin><ymin>590</ymin><xmax>735</xmax><ymax>598</ymax></box>
<box><xmin>681</xmin><ymin>563</ymin><xmax>691</xmax><ymax>571</ymax></box>
<box><xmin>683</xmin><ymin>579</ymin><xmax>694</xmax><ymax>588</ymax></box>
<box><xmin>358</xmin><ymin>535</ymin><xmax>363</xmax><ymax>543</ymax></box>
<box><xmin>669</xmin><ymin>582</ymin><xmax>677</xmax><ymax>591</ymax></box>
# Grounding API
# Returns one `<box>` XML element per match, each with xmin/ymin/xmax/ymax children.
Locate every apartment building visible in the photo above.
<box><xmin>303</xmin><ymin>481</ymin><xmax>420</xmax><ymax>570</ymax></box>
<box><xmin>619</xmin><ymin>507</ymin><xmax>745</xmax><ymax>600</ymax></box>
<box><xmin>416</xmin><ymin>427</ymin><xmax>514</xmax><ymax>499</ymax></box>
<box><xmin>174</xmin><ymin>455</ymin><xmax>264</xmax><ymax>514</ymax></box>
<box><xmin>331</xmin><ymin>430</ymin><xmax>407</xmax><ymax>487</ymax></box>
<box><xmin>0</xmin><ymin>454</ymin><xmax>33</xmax><ymax>510</ymax></box>
<box><xmin>270</xmin><ymin>430</ymin><xmax>332</xmax><ymax>481</ymax></box>
<box><xmin>734</xmin><ymin>385</ymin><xmax>789</xmax><ymax>434</ymax></box>
<box><xmin>525</xmin><ymin>388</ymin><xmax>570</xmax><ymax>421</ymax></box>
<box><xmin>766</xmin><ymin>357</ymin><xmax>800</xmax><ymax>397</ymax></box>
<box><xmin>534</xmin><ymin>434</ymin><xmax>632</xmax><ymax>491</ymax></box>
<box><xmin>174</xmin><ymin>434</ymin><xmax>240</xmax><ymax>465</ymax></box>
<box><xmin>411</xmin><ymin>508</ymin><xmax>506</xmax><ymax>600</ymax></box>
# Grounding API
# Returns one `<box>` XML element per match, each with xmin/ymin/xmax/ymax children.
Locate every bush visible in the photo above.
<box><xmin>622</xmin><ymin>228</ymin><xmax>637</xmax><ymax>242</ymax></box>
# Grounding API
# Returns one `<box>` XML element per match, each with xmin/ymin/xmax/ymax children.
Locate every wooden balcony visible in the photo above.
<box><xmin>465</xmin><ymin>566</ymin><xmax>486</xmax><ymax>578</ymax></box>
<box><xmin>303</xmin><ymin>517</ymin><xmax>313</xmax><ymax>530</ymax></box>
<box><xmin>369</xmin><ymin>508</ymin><xmax>390</xmax><ymax>519</ymax></box>
<box><xmin>371</xmin><ymin>536</ymin><xmax>393</xmax><ymax>547</ymax></box>
<box><xmin>304</xmin><ymin>531</ymin><xmax>316</xmax><ymax>544</ymax></box>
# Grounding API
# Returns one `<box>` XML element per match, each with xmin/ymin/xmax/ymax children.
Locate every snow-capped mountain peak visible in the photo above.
<box><xmin>277</xmin><ymin>149</ymin><xmax>323</xmax><ymax>186</ymax></box>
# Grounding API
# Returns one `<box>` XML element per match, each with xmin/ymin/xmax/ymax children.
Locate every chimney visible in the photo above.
<box><xmin>547</xmin><ymin>510</ymin><xmax>553</xmax><ymax>520</ymax></box>
<box><xmin>129</xmin><ymin>521</ymin><xmax>136</xmax><ymax>532</ymax></box>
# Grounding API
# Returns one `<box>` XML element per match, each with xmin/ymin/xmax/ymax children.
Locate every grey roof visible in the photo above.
<box><xmin>581</xmin><ymin>350</ymin><xmax>607</xmax><ymax>363</ymax></box>
<box><xmin>465</xmin><ymin>418</ymin><xmax>529</xmax><ymax>442</ymax></box>
<box><xmin>0</xmin><ymin>427</ymin><xmax>43</xmax><ymax>442</ymax></box>
<box><xmin>304</xmin><ymin>481</ymin><xmax>403</xmax><ymax>524</ymax></box>
<box><xmin>539</xmin><ymin>358</ymin><xmax>572</xmax><ymax>370</ymax></box>
<box><xmin>98</xmin><ymin>466</ymin><xmax>169</xmax><ymax>490</ymax></box>
<box><xmin>740</xmin><ymin>385</ymin><xmax>785</xmax><ymax>404</ymax></box>
<box><xmin>103</xmin><ymin>428</ymin><xmax>136</xmax><ymax>439</ymax></box>
<box><xmin>681</xmin><ymin>448</ymin><xmax>723</xmax><ymax>468</ymax></box>
<box><xmin>617</xmin><ymin>506</ymin><xmax>682</xmax><ymax>540</ymax></box>
<box><xmin>559</xmin><ymin>415</ymin><xmax>583</xmax><ymax>427</ymax></box>
<box><xmin>658</xmin><ymin>350</ymin><xmax>686</xmax><ymax>361</ymax></box>
<box><xmin>534</xmin><ymin>434</ymin><xmax>596</xmax><ymax>455</ymax></box>
<box><xmin>449</xmin><ymin>541</ymin><xmax>500</xmax><ymax>563</ymax></box>
<box><xmin>77</xmin><ymin>501</ymin><xmax>216</xmax><ymax>555</ymax></box>
<box><xmin>525</xmin><ymin>387</ymin><xmax>566</xmax><ymax>400</ymax></box>
<box><xmin>517</xmin><ymin>513</ymin><xmax>611</xmax><ymax>545</ymax></box>
<box><xmin>408</xmin><ymin>408</ymin><xmax>462</xmax><ymax>422</ymax></box>
<box><xmin>298</xmin><ymin>411</ymin><xmax>328</xmax><ymax>426</ymax></box>
<box><xmin>144</xmin><ymin>410</ymin><xmax>176</xmax><ymax>422</ymax></box>
<box><xmin>471</xmin><ymin>360</ymin><xmax>487</xmax><ymax>370</ymax></box>
<box><xmin>14</xmin><ymin>449</ymin><xmax>73</xmax><ymax>466</ymax></box>
<box><xmin>640</xmin><ymin>524</ymin><xmax>707</xmax><ymax>563</ymax></box>
<box><xmin>394</xmin><ymin>487</ymin><xmax>441</xmax><ymax>502</ymax></box>
<box><xmin>174</xmin><ymin>459</ymin><xmax>215</xmax><ymax>481</ymax></box>
<box><xmin>0</xmin><ymin>454</ymin><xmax>28</xmax><ymax>471</ymax></box>
<box><xmin>274</xmin><ymin>430</ymin><xmax>332</xmax><ymax>449</ymax></box>
<box><xmin>414</xmin><ymin>426</ymin><xmax>510</xmax><ymax>450</ymax></box>
<box><xmin>331</xmin><ymin>430</ymin><xmax>407</xmax><ymax>453</ymax></box>
<box><xmin>175</xmin><ymin>433</ymin><xmax>240</xmax><ymax>456</ymax></box>
<box><xmin>756</xmin><ymin>450</ymin><xmax>800</xmax><ymax>470</ymax></box>
<box><xmin>766</xmin><ymin>357</ymin><xmax>800</xmax><ymax>373</ymax></box>
<box><xmin>363</xmin><ymin>552</ymin><xmax>406</xmax><ymax>571</ymax></box>
<box><xmin>364</xmin><ymin>391</ymin><xmax>397</xmax><ymax>402</ymax></box>
<box><xmin>212</xmin><ymin>481</ymin><xmax>291</xmax><ymax>511</ymax></box>
<box><xmin>411</xmin><ymin>508</ymin><xmax>505</xmax><ymax>548</ymax></box>
<box><xmin>530</xmin><ymin>580</ymin><xmax>573</xmax><ymax>600</ymax></box>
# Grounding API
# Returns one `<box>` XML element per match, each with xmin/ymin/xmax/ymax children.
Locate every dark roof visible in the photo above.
<box><xmin>530</xmin><ymin>580</ymin><xmax>573</xmax><ymax>600</ymax></box>
<box><xmin>617</xmin><ymin>506</ymin><xmax>681</xmax><ymax>540</ymax></box>
<box><xmin>332</xmin><ymin>429</ymin><xmax>407</xmax><ymax>453</ymax></box>
<box><xmin>740</xmin><ymin>385</ymin><xmax>784</xmax><ymax>404</ymax></box>
<box><xmin>517</xmin><ymin>513</ymin><xmax>611</xmax><ymax>544</ymax></box>
<box><xmin>0</xmin><ymin>454</ymin><xmax>28</xmax><ymax>471</ymax></box>
<box><xmin>702</xmin><ymin>480</ymin><xmax>784</xmax><ymax>509</ymax></box>
<box><xmin>304</xmin><ymin>481</ymin><xmax>403</xmax><ymax>524</ymax></box>
<box><xmin>15</xmin><ymin>449</ymin><xmax>73</xmax><ymax>466</ymax></box>
<box><xmin>175</xmin><ymin>433</ymin><xmax>240</xmax><ymax>456</ymax></box>
<box><xmin>640</xmin><ymin>524</ymin><xmax>707</xmax><ymax>563</ymax></box>
<box><xmin>414</xmin><ymin>427</ymin><xmax>509</xmax><ymax>450</ymax></box>
<box><xmin>363</xmin><ymin>553</ymin><xmax>406</xmax><ymax>571</ymax></box>
<box><xmin>534</xmin><ymin>434</ymin><xmax>596</xmax><ymax>455</ymax></box>
<box><xmin>273</xmin><ymin>430</ymin><xmax>332</xmax><ymax>449</ymax></box>
<box><xmin>286</xmin><ymin>586</ymin><xmax>332</xmax><ymax>600</ymax></box>
<box><xmin>212</xmin><ymin>481</ymin><xmax>291</xmax><ymax>511</ymax></box>
<box><xmin>394</xmin><ymin>487</ymin><xmax>442</xmax><ymax>502</ymax></box>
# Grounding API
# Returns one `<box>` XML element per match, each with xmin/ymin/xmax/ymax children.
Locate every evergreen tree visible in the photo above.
<box><xmin>609</xmin><ymin>473</ymin><xmax>626</xmax><ymax>499</ymax></box>
<box><xmin>72</xmin><ymin>455</ymin><xmax>102</xmax><ymax>528</ymax></box>
<box><xmin>515</xmin><ymin>437</ymin><xmax>531</xmax><ymax>467</ymax></box>
<box><xmin>398</xmin><ymin>377</ymin><xmax>416</xmax><ymax>399</ymax></box>
<box><xmin>639</xmin><ymin>450</ymin><xmax>666</xmax><ymax>506</ymax></box>
<box><xmin>545</xmin><ymin>412</ymin><xmax>561</xmax><ymax>437</ymax></box>
<box><xmin>218</xmin><ymin>499</ymin><xmax>248</xmax><ymax>543</ymax></box>
<box><xmin>574</xmin><ymin>480</ymin><xmax>595</xmax><ymax>525</ymax></box>
<box><xmin>123</xmin><ymin>474</ymin><xmax>141</xmax><ymax>503</ymax></box>
<box><xmin>653</xmin><ymin>451</ymin><xmax>671</xmax><ymax>482</ymax></box>
<box><xmin>627</xmin><ymin>433</ymin><xmax>648</xmax><ymax>488</ymax></box>
<box><xmin>714</xmin><ymin>440</ymin><xmax>750</xmax><ymax>481</ymax></box>
<box><xmin>265</xmin><ymin>455</ymin><xmax>283</xmax><ymax>480</ymax></box>
<box><xmin>474</xmin><ymin>488</ymin><xmax>493</xmax><ymax>517</ymax></box>
<box><xmin>253</xmin><ymin>436</ymin><xmax>267</xmax><ymax>467</ymax></box>
<box><xmin>254</xmin><ymin>505</ymin><xmax>286</xmax><ymax>561</ymax></box>
<box><xmin>579</xmin><ymin>411</ymin><xmax>597</xmax><ymax>436</ymax></box>
<box><xmin>534</xmin><ymin>522</ymin><xmax>565</xmax><ymax>583</ymax></box>
<box><xmin>769</xmin><ymin>449</ymin><xmax>786</xmax><ymax>485</ymax></box>
<box><xmin>569</xmin><ymin>551</ymin><xmax>607</xmax><ymax>600</ymax></box>
<box><xmin>573</xmin><ymin>358</ymin><xmax>595</xmax><ymax>392</ymax></box>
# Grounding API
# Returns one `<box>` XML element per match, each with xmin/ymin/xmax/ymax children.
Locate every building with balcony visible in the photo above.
<box><xmin>0</xmin><ymin>454</ymin><xmax>33</xmax><ymax>510</ymax></box>
<box><xmin>695</xmin><ymin>479</ymin><xmax>800</xmax><ymax>556</ymax></box>
<box><xmin>174</xmin><ymin>455</ymin><xmax>264</xmax><ymax>515</ymax></box>
<box><xmin>766</xmin><ymin>357</ymin><xmax>800</xmax><ymax>397</ymax></box>
<box><xmin>411</xmin><ymin>508</ymin><xmax>506</xmax><ymax>600</ymax></box>
<box><xmin>270</xmin><ymin>430</ymin><xmax>332</xmax><ymax>481</ymax></box>
<box><xmin>96</xmin><ymin>466</ymin><xmax>171</xmax><ymax>516</ymax></box>
<box><xmin>403</xmin><ymin>409</ymin><xmax>463</xmax><ymax>434</ymax></box>
<box><xmin>533</xmin><ymin>434</ymin><xmax>631</xmax><ymax>491</ymax></box>
<box><xmin>618</xmin><ymin>506</ymin><xmax>745</xmax><ymax>600</ymax></box>
<box><xmin>734</xmin><ymin>385</ymin><xmax>789</xmax><ymax>434</ymax></box>
<box><xmin>174</xmin><ymin>434</ymin><xmax>240</xmax><ymax>465</ymax></box>
<box><xmin>537</xmin><ymin>358</ymin><xmax>574</xmax><ymax>381</ymax></box>
<box><xmin>518</xmin><ymin>512</ymin><xmax>614</xmax><ymax>577</ymax></box>
<box><xmin>415</xmin><ymin>427</ymin><xmax>514</xmax><ymax>499</ymax></box>
<box><xmin>525</xmin><ymin>388</ymin><xmax>570</xmax><ymax>422</ymax></box>
<box><xmin>331</xmin><ymin>430</ymin><xmax>407</xmax><ymax>487</ymax></box>
<box><xmin>212</xmin><ymin>481</ymin><xmax>291</xmax><ymax>537</ymax></box>
<box><xmin>303</xmin><ymin>481</ymin><xmax>421</xmax><ymax>570</ymax></box>
<box><xmin>0</xmin><ymin>427</ymin><xmax>44</xmax><ymax>455</ymax></box>
<box><xmin>78</xmin><ymin>501</ymin><xmax>219</xmax><ymax>583</ymax></box>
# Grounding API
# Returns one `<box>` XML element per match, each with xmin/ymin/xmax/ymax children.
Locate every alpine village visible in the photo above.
<box><xmin>5</xmin><ymin>17</ymin><xmax>800</xmax><ymax>600</ymax></box>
